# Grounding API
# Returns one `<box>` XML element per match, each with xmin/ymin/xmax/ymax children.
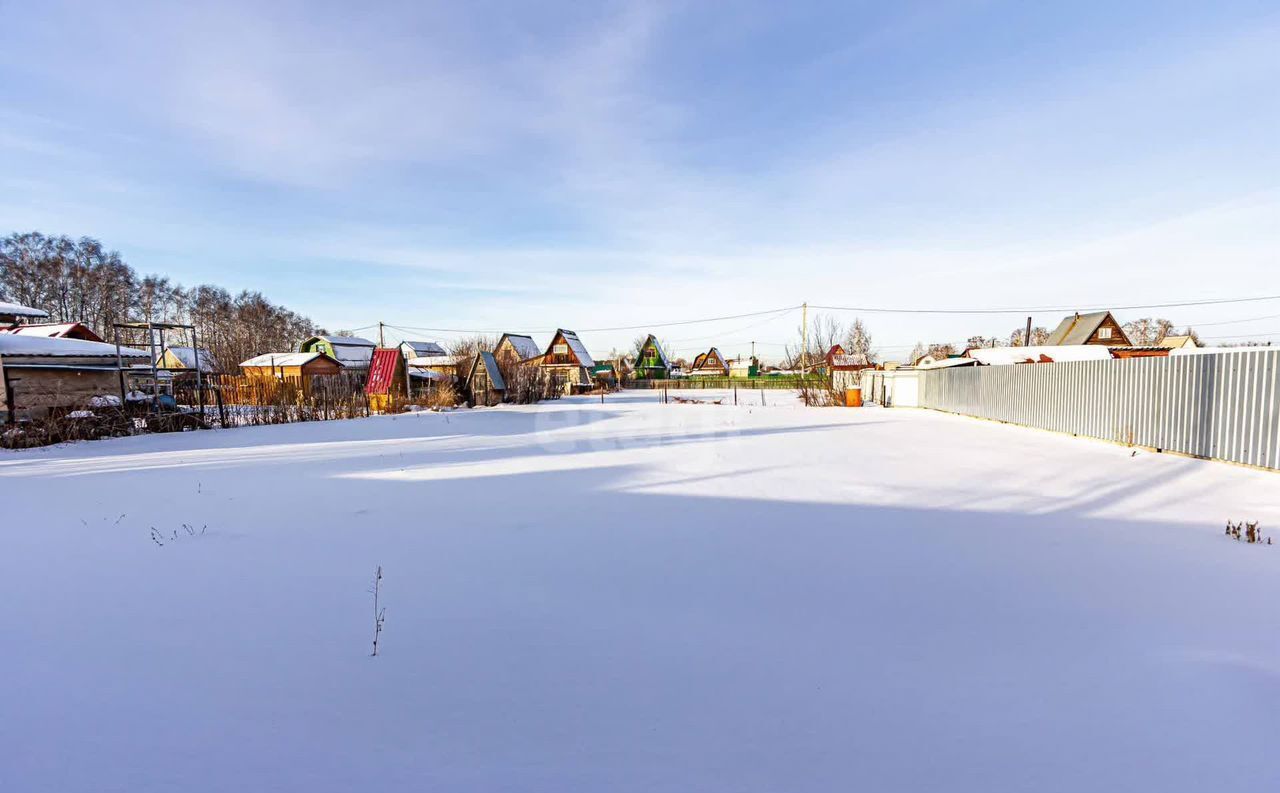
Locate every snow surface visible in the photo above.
<box><xmin>3</xmin><ymin>394</ymin><xmax>1280</xmax><ymax>792</ymax></box>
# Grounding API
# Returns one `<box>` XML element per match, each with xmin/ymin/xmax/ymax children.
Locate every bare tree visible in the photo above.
<box><xmin>2</xmin><ymin>231</ymin><xmax>318</xmax><ymax>371</ymax></box>
<box><xmin>842</xmin><ymin>317</ymin><xmax>875</xmax><ymax>362</ymax></box>
<box><xmin>1008</xmin><ymin>326</ymin><xmax>1050</xmax><ymax>346</ymax></box>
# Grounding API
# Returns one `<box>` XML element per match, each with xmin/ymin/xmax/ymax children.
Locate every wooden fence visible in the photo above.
<box><xmin>626</xmin><ymin>376</ymin><xmax>827</xmax><ymax>390</ymax></box>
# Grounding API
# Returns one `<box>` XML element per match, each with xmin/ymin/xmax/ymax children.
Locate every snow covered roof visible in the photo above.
<box><xmin>498</xmin><ymin>333</ymin><xmax>542</xmax><ymax>361</ymax></box>
<box><xmin>161</xmin><ymin>346</ymin><xmax>218</xmax><ymax>372</ymax></box>
<box><xmin>2</xmin><ymin>321</ymin><xmax>103</xmax><ymax>342</ymax></box>
<box><xmin>1044</xmin><ymin>311</ymin><xmax>1129</xmax><ymax>346</ymax></box>
<box><xmin>0</xmin><ymin>300</ymin><xmax>49</xmax><ymax>319</ymax></box>
<box><xmin>1159</xmin><ymin>335</ymin><xmax>1199</xmax><ymax>349</ymax></box>
<box><xmin>467</xmin><ymin>351</ymin><xmax>506</xmax><ymax>390</ymax></box>
<box><xmin>300</xmin><ymin>336</ymin><xmax>377</xmax><ymax>367</ymax></box>
<box><xmin>966</xmin><ymin>345</ymin><xmax>1113</xmax><ymax>365</ymax></box>
<box><xmin>0</xmin><ymin>334</ymin><xmax>149</xmax><ymax>358</ymax></box>
<box><xmin>408</xmin><ymin>355</ymin><xmax>462</xmax><ymax>368</ymax></box>
<box><xmin>635</xmin><ymin>334</ymin><xmax>670</xmax><ymax>368</ymax></box>
<box><xmin>240</xmin><ymin>352</ymin><xmax>337</xmax><ymax>368</ymax></box>
<box><xmin>916</xmin><ymin>356</ymin><xmax>980</xmax><ymax>369</ymax></box>
<box><xmin>409</xmin><ymin>369</ymin><xmax>453</xmax><ymax>382</ymax></box>
<box><xmin>550</xmin><ymin>329</ymin><xmax>595</xmax><ymax>368</ymax></box>
<box><xmin>399</xmin><ymin>340</ymin><xmax>446</xmax><ymax>357</ymax></box>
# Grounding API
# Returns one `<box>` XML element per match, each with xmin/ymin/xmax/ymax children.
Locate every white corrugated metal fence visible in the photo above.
<box><xmin>917</xmin><ymin>351</ymin><xmax>1280</xmax><ymax>470</ymax></box>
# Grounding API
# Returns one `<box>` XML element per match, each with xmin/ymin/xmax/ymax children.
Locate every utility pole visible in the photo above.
<box><xmin>751</xmin><ymin>340</ymin><xmax>755</xmax><ymax>360</ymax></box>
<box><xmin>378</xmin><ymin>321</ymin><xmax>385</xmax><ymax>348</ymax></box>
<box><xmin>801</xmin><ymin>302</ymin><xmax>809</xmax><ymax>372</ymax></box>
<box><xmin>1024</xmin><ymin>316</ymin><xmax>1032</xmax><ymax>347</ymax></box>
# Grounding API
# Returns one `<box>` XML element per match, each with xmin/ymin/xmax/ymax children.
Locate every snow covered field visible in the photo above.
<box><xmin>3</xmin><ymin>392</ymin><xmax>1279</xmax><ymax>792</ymax></box>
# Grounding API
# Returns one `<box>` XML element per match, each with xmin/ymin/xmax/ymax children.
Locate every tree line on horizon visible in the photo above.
<box><xmin>0</xmin><ymin>231</ymin><xmax>319</xmax><ymax>370</ymax></box>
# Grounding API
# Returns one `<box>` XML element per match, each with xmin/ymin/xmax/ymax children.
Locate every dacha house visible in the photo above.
<box><xmin>690</xmin><ymin>347</ymin><xmax>730</xmax><ymax>377</ymax></box>
<box><xmin>632</xmin><ymin>334</ymin><xmax>671</xmax><ymax>380</ymax></box>
<box><xmin>298</xmin><ymin>335</ymin><xmax>377</xmax><ymax>370</ymax></box>
<box><xmin>1044</xmin><ymin>312</ymin><xmax>1132</xmax><ymax>347</ymax></box>
<box><xmin>539</xmin><ymin>329</ymin><xmax>595</xmax><ymax>394</ymax></box>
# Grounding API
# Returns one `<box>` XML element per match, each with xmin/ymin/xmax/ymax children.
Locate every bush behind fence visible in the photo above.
<box><xmin>626</xmin><ymin>376</ymin><xmax>828</xmax><ymax>390</ymax></box>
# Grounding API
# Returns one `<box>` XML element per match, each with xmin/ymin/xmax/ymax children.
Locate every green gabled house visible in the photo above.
<box><xmin>632</xmin><ymin>334</ymin><xmax>671</xmax><ymax>379</ymax></box>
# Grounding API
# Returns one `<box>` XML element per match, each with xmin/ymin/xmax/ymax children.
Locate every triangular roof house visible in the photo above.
<box><xmin>632</xmin><ymin>334</ymin><xmax>671</xmax><ymax>379</ymax></box>
<box><xmin>1044</xmin><ymin>311</ymin><xmax>1131</xmax><ymax>346</ymax></box>
<box><xmin>691</xmin><ymin>347</ymin><xmax>729</xmax><ymax>376</ymax></box>
<box><xmin>539</xmin><ymin>329</ymin><xmax>594</xmax><ymax>393</ymax></box>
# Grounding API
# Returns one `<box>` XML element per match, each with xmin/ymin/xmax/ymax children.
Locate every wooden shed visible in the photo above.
<box><xmin>0</xmin><ymin>335</ymin><xmax>149</xmax><ymax>421</ymax></box>
<box><xmin>465</xmin><ymin>351</ymin><xmax>506</xmax><ymax>406</ymax></box>
<box><xmin>365</xmin><ymin>348</ymin><xmax>408</xmax><ymax>412</ymax></box>
<box><xmin>239</xmin><ymin>351</ymin><xmax>342</xmax><ymax>390</ymax></box>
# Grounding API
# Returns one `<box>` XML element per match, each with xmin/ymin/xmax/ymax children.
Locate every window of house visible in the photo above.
<box><xmin>1097</xmin><ymin>327</ymin><xmax>1112</xmax><ymax>340</ymax></box>
<box><xmin>553</xmin><ymin>343</ymin><xmax>568</xmax><ymax>355</ymax></box>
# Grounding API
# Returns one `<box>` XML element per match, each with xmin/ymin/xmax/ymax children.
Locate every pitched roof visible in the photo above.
<box><xmin>399</xmin><ymin>340</ymin><xmax>446</xmax><ymax>357</ymax></box>
<box><xmin>0</xmin><ymin>334</ymin><xmax>148</xmax><ymax>358</ymax></box>
<box><xmin>1159</xmin><ymin>335</ymin><xmax>1199</xmax><ymax>349</ymax></box>
<box><xmin>161</xmin><ymin>346</ymin><xmax>218</xmax><ymax>372</ymax></box>
<box><xmin>546</xmin><ymin>329</ymin><xmax>595</xmax><ymax>368</ymax></box>
<box><xmin>467</xmin><ymin>351</ymin><xmax>506</xmax><ymax>390</ymax></box>
<box><xmin>1045</xmin><ymin>312</ymin><xmax>1128</xmax><ymax>346</ymax></box>
<box><xmin>299</xmin><ymin>335</ymin><xmax>377</xmax><ymax>367</ymax></box>
<box><xmin>497</xmin><ymin>333</ymin><xmax>542</xmax><ymax>361</ymax></box>
<box><xmin>0</xmin><ymin>301</ymin><xmax>49</xmax><ymax>319</ymax></box>
<box><xmin>3</xmin><ymin>321</ymin><xmax>103</xmax><ymax>342</ymax></box>
<box><xmin>693</xmin><ymin>347</ymin><xmax>728</xmax><ymax>372</ymax></box>
<box><xmin>634</xmin><ymin>334</ymin><xmax>671</xmax><ymax>369</ymax></box>
<box><xmin>365</xmin><ymin>349</ymin><xmax>402</xmax><ymax>395</ymax></box>
<box><xmin>240</xmin><ymin>351</ymin><xmax>339</xmax><ymax>368</ymax></box>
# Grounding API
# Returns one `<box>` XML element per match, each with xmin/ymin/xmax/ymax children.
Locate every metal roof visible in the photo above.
<box><xmin>1045</xmin><ymin>312</ymin><xmax>1126</xmax><ymax>346</ymax></box>
<box><xmin>468</xmin><ymin>351</ymin><xmax>505</xmax><ymax>391</ymax></box>
<box><xmin>240</xmin><ymin>351</ymin><xmax>339</xmax><ymax>368</ymax></box>
<box><xmin>0</xmin><ymin>334</ymin><xmax>149</xmax><ymax>358</ymax></box>
<box><xmin>365</xmin><ymin>348</ymin><xmax>402</xmax><ymax>395</ymax></box>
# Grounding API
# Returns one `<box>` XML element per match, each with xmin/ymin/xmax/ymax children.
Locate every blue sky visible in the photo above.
<box><xmin>2</xmin><ymin>0</ymin><xmax>1277</xmax><ymax>360</ymax></box>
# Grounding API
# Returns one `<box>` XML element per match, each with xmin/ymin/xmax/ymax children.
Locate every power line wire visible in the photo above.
<box><xmin>812</xmin><ymin>293</ymin><xmax>1280</xmax><ymax>316</ymax></box>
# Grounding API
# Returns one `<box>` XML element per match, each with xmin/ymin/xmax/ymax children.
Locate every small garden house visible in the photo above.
<box><xmin>632</xmin><ymin>334</ymin><xmax>670</xmax><ymax>379</ymax></box>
